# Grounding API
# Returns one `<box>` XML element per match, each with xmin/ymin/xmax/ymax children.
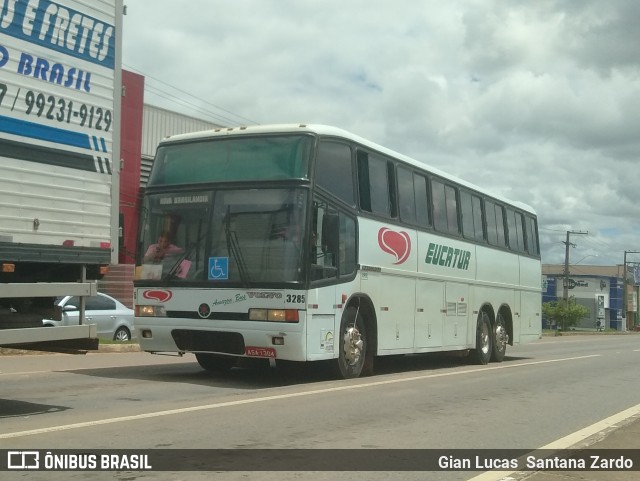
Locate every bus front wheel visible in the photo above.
<box><xmin>336</xmin><ymin>306</ymin><xmax>367</xmax><ymax>379</ymax></box>
<box><xmin>473</xmin><ymin>311</ymin><xmax>492</xmax><ymax>365</ymax></box>
<box><xmin>195</xmin><ymin>353</ymin><xmax>237</xmax><ymax>372</ymax></box>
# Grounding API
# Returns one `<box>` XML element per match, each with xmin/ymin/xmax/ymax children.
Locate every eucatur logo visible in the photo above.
<box><xmin>142</xmin><ymin>289</ymin><xmax>173</xmax><ymax>302</ymax></box>
<box><xmin>378</xmin><ymin>227</ymin><xmax>411</xmax><ymax>265</ymax></box>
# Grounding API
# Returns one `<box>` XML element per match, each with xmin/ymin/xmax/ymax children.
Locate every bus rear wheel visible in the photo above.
<box><xmin>195</xmin><ymin>353</ymin><xmax>237</xmax><ymax>372</ymax></box>
<box><xmin>472</xmin><ymin>311</ymin><xmax>492</xmax><ymax>365</ymax></box>
<box><xmin>336</xmin><ymin>306</ymin><xmax>367</xmax><ymax>379</ymax></box>
<box><xmin>491</xmin><ymin>312</ymin><xmax>508</xmax><ymax>362</ymax></box>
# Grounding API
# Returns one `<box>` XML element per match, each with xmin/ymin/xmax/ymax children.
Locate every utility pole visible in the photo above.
<box><xmin>623</xmin><ymin>250</ymin><xmax>640</xmax><ymax>331</ymax></box>
<box><xmin>562</xmin><ymin>230</ymin><xmax>588</xmax><ymax>305</ymax></box>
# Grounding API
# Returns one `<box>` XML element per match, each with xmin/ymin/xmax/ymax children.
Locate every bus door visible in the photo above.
<box><xmin>307</xmin><ymin>199</ymin><xmax>339</xmax><ymax>360</ymax></box>
<box><xmin>307</xmin><ymin>198</ymin><xmax>360</xmax><ymax>359</ymax></box>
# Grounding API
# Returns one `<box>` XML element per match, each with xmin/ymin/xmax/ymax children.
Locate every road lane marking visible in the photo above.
<box><xmin>466</xmin><ymin>402</ymin><xmax>640</xmax><ymax>481</ymax></box>
<box><xmin>0</xmin><ymin>370</ymin><xmax>59</xmax><ymax>377</ymax></box>
<box><xmin>0</xmin><ymin>354</ymin><xmax>599</xmax><ymax>440</ymax></box>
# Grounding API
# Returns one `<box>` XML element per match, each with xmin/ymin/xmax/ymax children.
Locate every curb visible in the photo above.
<box><xmin>97</xmin><ymin>343</ymin><xmax>141</xmax><ymax>353</ymax></box>
<box><xmin>97</xmin><ymin>343</ymin><xmax>140</xmax><ymax>352</ymax></box>
<box><xmin>0</xmin><ymin>343</ymin><xmax>141</xmax><ymax>356</ymax></box>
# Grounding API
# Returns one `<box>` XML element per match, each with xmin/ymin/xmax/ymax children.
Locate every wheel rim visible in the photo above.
<box><xmin>115</xmin><ymin>329</ymin><xmax>129</xmax><ymax>341</ymax></box>
<box><xmin>479</xmin><ymin>318</ymin><xmax>490</xmax><ymax>355</ymax></box>
<box><xmin>495</xmin><ymin>317</ymin><xmax>507</xmax><ymax>353</ymax></box>
<box><xmin>343</xmin><ymin>325</ymin><xmax>364</xmax><ymax>366</ymax></box>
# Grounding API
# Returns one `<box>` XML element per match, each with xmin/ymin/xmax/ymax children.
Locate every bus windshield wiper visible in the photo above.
<box><xmin>163</xmin><ymin>245</ymin><xmax>194</xmax><ymax>281</ymax></box>
<box><xmin>163</xmin><ymin>221</ymin><xmax>206</xmax><ymax>281</ymax></box>
<box><xmin>225</xmin><ymin>208</ymin><xmax>251</xmax><ymax>287</ymax></box>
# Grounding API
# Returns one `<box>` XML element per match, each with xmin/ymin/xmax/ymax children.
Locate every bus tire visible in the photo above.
<box><xmin>195</xmin><ymin>353</ymin><xmax>236</xmax><ymax>372</ymax></box>
<box><xmin>491</xmin><ymin>312</ymin><xmax>508</xmax><ymax>362</ymax></box>
<box><xmin>472</xmin><ymin>311</ymin><xmax>492</xmax><ymax>365</ymax></box>
<box><xmin>336</xmin><ymin>306</ymin><xmax>367</xmax><ymax>379</ymax></box>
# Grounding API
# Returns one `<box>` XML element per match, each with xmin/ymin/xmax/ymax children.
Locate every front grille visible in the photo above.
<box><xmin>171</xmin><ymin>329</ymin><xmax>245</xmax><ymax>355</ymax></box>
<box><xmin>166</xmin><ymin>311</ymin><xmax>248</xmax><ymax>321</ymax></box>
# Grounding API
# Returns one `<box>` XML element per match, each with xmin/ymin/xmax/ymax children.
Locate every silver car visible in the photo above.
<box><xmin>43</xmin><ymin>292</ymin><xmax>135</xmax><ymax>341</ymax></box>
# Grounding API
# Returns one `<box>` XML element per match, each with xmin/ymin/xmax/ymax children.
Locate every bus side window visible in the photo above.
<box><xmin>506</xmin><ymin>208</ymin><xmax>526</xmax><ymax>253</ymax></box>
<box><xmin>414</xmin><ymin>174</ymin><xmax>430</xmax><ymax>227</ymax></box>
<box><xmin>432</xmin><ymin>179</ymin><xmax>459</xmax><ymax>235</ymax></box>
<box><xmin>321</xmin><ymin>212</ymin><xmax>339</xmax><ymax>268</ymax></box>
<box><xmin>311</xmin><ymin>199</ymin><xmax>338</xmax><ymax>281</ymax></box>
<box><xmin>432</xmin><ymin>180</ymin><xmax>447</xmax><ymax>231</ymax></box>
<box><xmin>526</xmin><ymin>216</ymin><xmax>539</xmax><ymax>255</ymax></box>
<box><xmin>339</xmin><ymin>212</ymin><xmax>357</xmax><ymax>277</ymax></box>
<box><xmin>357</xmin><ymin>150</ymin><xmax>395</xmax><ymax>218</ymax></box>
<box><xmin>461</xmin><ymin>191</ymin><xmax>485</xmax><ymax>241</ymax></box>
<box><xmin>311</xmin><ymin>197</ymin><xmax>356</xmax><ymax>282</ymax></box>
<box><xmin>485</xmin><ymin>200</ymin><xmax>507</xmax><ymax>248</ymax></box>
<box><xmin>397</xmin><ymin>166</ymin><xmax>417</xmax><ymax>224</ymax></box>
<box><xmin>445</xmin><ymin>185</ymin><xmax>459</xmax><ymax>235</ymax></box>
<box><xmin>315</xmin><ymin>141</ymin><xmax>355</xmax><ymax>206</ymax></box>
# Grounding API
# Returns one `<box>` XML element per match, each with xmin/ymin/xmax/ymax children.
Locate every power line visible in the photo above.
<box><xmin>124</xmin><ymin>64</ymin><xmax>260</xmax><ymax>126</ymax></box>
<box><xmin>127</xmin><ymin>64</ymin><xmax>259</xmax><ymax>125</ymax></box>
<box><xmin>539</xmin><ymin>226</ymin><xmax>569</xmax><ymax>233</ymax></box>
<box><xmin>143</xmin><ymin>84</ymin><xmax>241</xmax><ymax>126</ymax></box>
<box><xmin>580</xmin><ymin>235</ymin><xmax>617</xmax><ymax>250</ymax></box>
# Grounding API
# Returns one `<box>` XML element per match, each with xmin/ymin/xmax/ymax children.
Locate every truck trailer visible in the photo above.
<box><xmin>0</xmin><ymin>0</ymin><xmax>123</xmax><ymax>352</ymax></box>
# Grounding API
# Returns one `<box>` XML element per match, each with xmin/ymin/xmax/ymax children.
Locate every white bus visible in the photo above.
<box><xmin>134</xmin><ymin>124</ymin><xmax>541</xmax><ymax>378</ymax></box>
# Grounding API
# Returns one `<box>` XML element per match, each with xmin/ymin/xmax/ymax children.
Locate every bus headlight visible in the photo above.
<box><xmin>249</xmin><ymin>309</ymin><xmax>299</xmax><ymax>323</ymax></box>
<box><xmin>136</xmin><ymin>305</ymin><xmax>167</xmax><ymax>317</ymax></box>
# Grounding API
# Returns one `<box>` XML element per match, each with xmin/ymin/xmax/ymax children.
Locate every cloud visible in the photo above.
<box><xmin>123</xmin><ymin>0</ymin><xmax>640</xmax><ymax>266</ymax></box>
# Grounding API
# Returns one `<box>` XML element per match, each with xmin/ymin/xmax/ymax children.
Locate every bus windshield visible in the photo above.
<box><xmin>137</xmin><ymin>188</ymin><xmax>307</xmax><ymax>285</ymax></box>
<box><xmin>148</xmin><ymin>135</ymin><xmax>313</xmax><ymax>186</ymax></box>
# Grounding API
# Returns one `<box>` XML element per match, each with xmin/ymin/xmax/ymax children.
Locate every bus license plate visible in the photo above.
<box><xmin>245</xmin><ymin>347</ymin><xmax>276</xmax><ymax>358</ymax></box>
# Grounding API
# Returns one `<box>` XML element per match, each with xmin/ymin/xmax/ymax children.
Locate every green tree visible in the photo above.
<box><xmin>542</xmin><ymin>298</ymin><xmax>589</xmax><ymax>331</ymax></box>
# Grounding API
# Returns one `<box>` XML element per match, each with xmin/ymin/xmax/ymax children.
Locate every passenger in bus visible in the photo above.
<box><xmin>143</xmin><ymin>232</ymin><xmax>184</xmax><ymax>263</ymax></box>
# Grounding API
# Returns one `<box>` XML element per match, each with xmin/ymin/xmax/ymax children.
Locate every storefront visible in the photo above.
<box><xmin>542</xmin><ymin>266</ymin><xmax>626</xmax><ymax>331</ymax></box>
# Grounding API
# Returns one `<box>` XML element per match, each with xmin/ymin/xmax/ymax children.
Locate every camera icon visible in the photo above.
<box><xmin>7</xmin><ymin>451</ymin><xmax>40</xmax><ymax>470</ymax></box>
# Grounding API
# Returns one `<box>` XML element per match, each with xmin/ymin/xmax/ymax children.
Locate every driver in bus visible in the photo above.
<box><xmin>143</xmin><ymin>231</ymin><xmax>184</xmax><ymax>263</ymax></box>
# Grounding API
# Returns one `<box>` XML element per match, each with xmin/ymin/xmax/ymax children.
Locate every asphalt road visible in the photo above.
<box><xmin>1</xmin><ymin>334</ymin><xmax>639</xmax><ymax>481</ymax></box>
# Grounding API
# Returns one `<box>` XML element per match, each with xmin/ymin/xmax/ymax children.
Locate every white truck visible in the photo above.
<box><xmin>0</xmin><ymin>0</ymin><xmax>123</xmax><ymax>352</ymax></box>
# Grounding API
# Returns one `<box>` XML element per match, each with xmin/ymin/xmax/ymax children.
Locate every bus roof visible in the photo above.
<box><xmin>158</xmin><ymin>124</ymin><xmax>536</xmax><ymax>215</ymax></box>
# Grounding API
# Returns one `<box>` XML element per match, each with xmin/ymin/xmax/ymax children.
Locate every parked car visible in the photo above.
<box><xmin>42</xmin><ymin>292</ymin><xmax>135</xmax><ymax>341</ymax></box>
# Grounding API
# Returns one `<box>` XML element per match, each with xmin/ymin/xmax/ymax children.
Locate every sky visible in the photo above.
<box><xmin>121</xmin><ymin>0</ymin><xmax>640</xmax><ymax>268</ymax></box>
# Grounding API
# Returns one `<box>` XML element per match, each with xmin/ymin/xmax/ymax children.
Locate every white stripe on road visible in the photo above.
<box><xmin>467</xmin><ymin>402</ymin><xmax>640</xmax><ymax>481</ymax></box>
<box><xmin>0</xmin><ymin>355</ymin><xmax>599</xmax><ymax>440</ymax></box>
<box><xmin>0</xmin><ymin>370</ymin><xmax>51</xmax><ymax>376</ymax></box>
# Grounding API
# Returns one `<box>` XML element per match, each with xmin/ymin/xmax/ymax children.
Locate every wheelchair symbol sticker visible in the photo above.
<box><xmin>209</xmin><ymin>257</ymin><xmax>229</xmax><ymax>280</ymax></box>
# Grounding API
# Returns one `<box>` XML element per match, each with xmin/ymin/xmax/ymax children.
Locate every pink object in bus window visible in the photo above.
<box><xmin>176</xmin><ymin>260</ymin><xmax>192</xmax><ymax>278</ymax></box>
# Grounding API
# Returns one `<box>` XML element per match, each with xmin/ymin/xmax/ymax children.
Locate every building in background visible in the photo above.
<box><xmin>541</xmin><ymin>265</ymin><xmax>631</xmax><ymax>331</ymax></box>
<box><xmin>119</xmin><ymin>70</ymin><xmax>145</xmax><ymax>265</ymax></box>
<box><xmin>140</xmin><ymin>104</ymin><xmax>221</xmax><ymax>186</ymax></box>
